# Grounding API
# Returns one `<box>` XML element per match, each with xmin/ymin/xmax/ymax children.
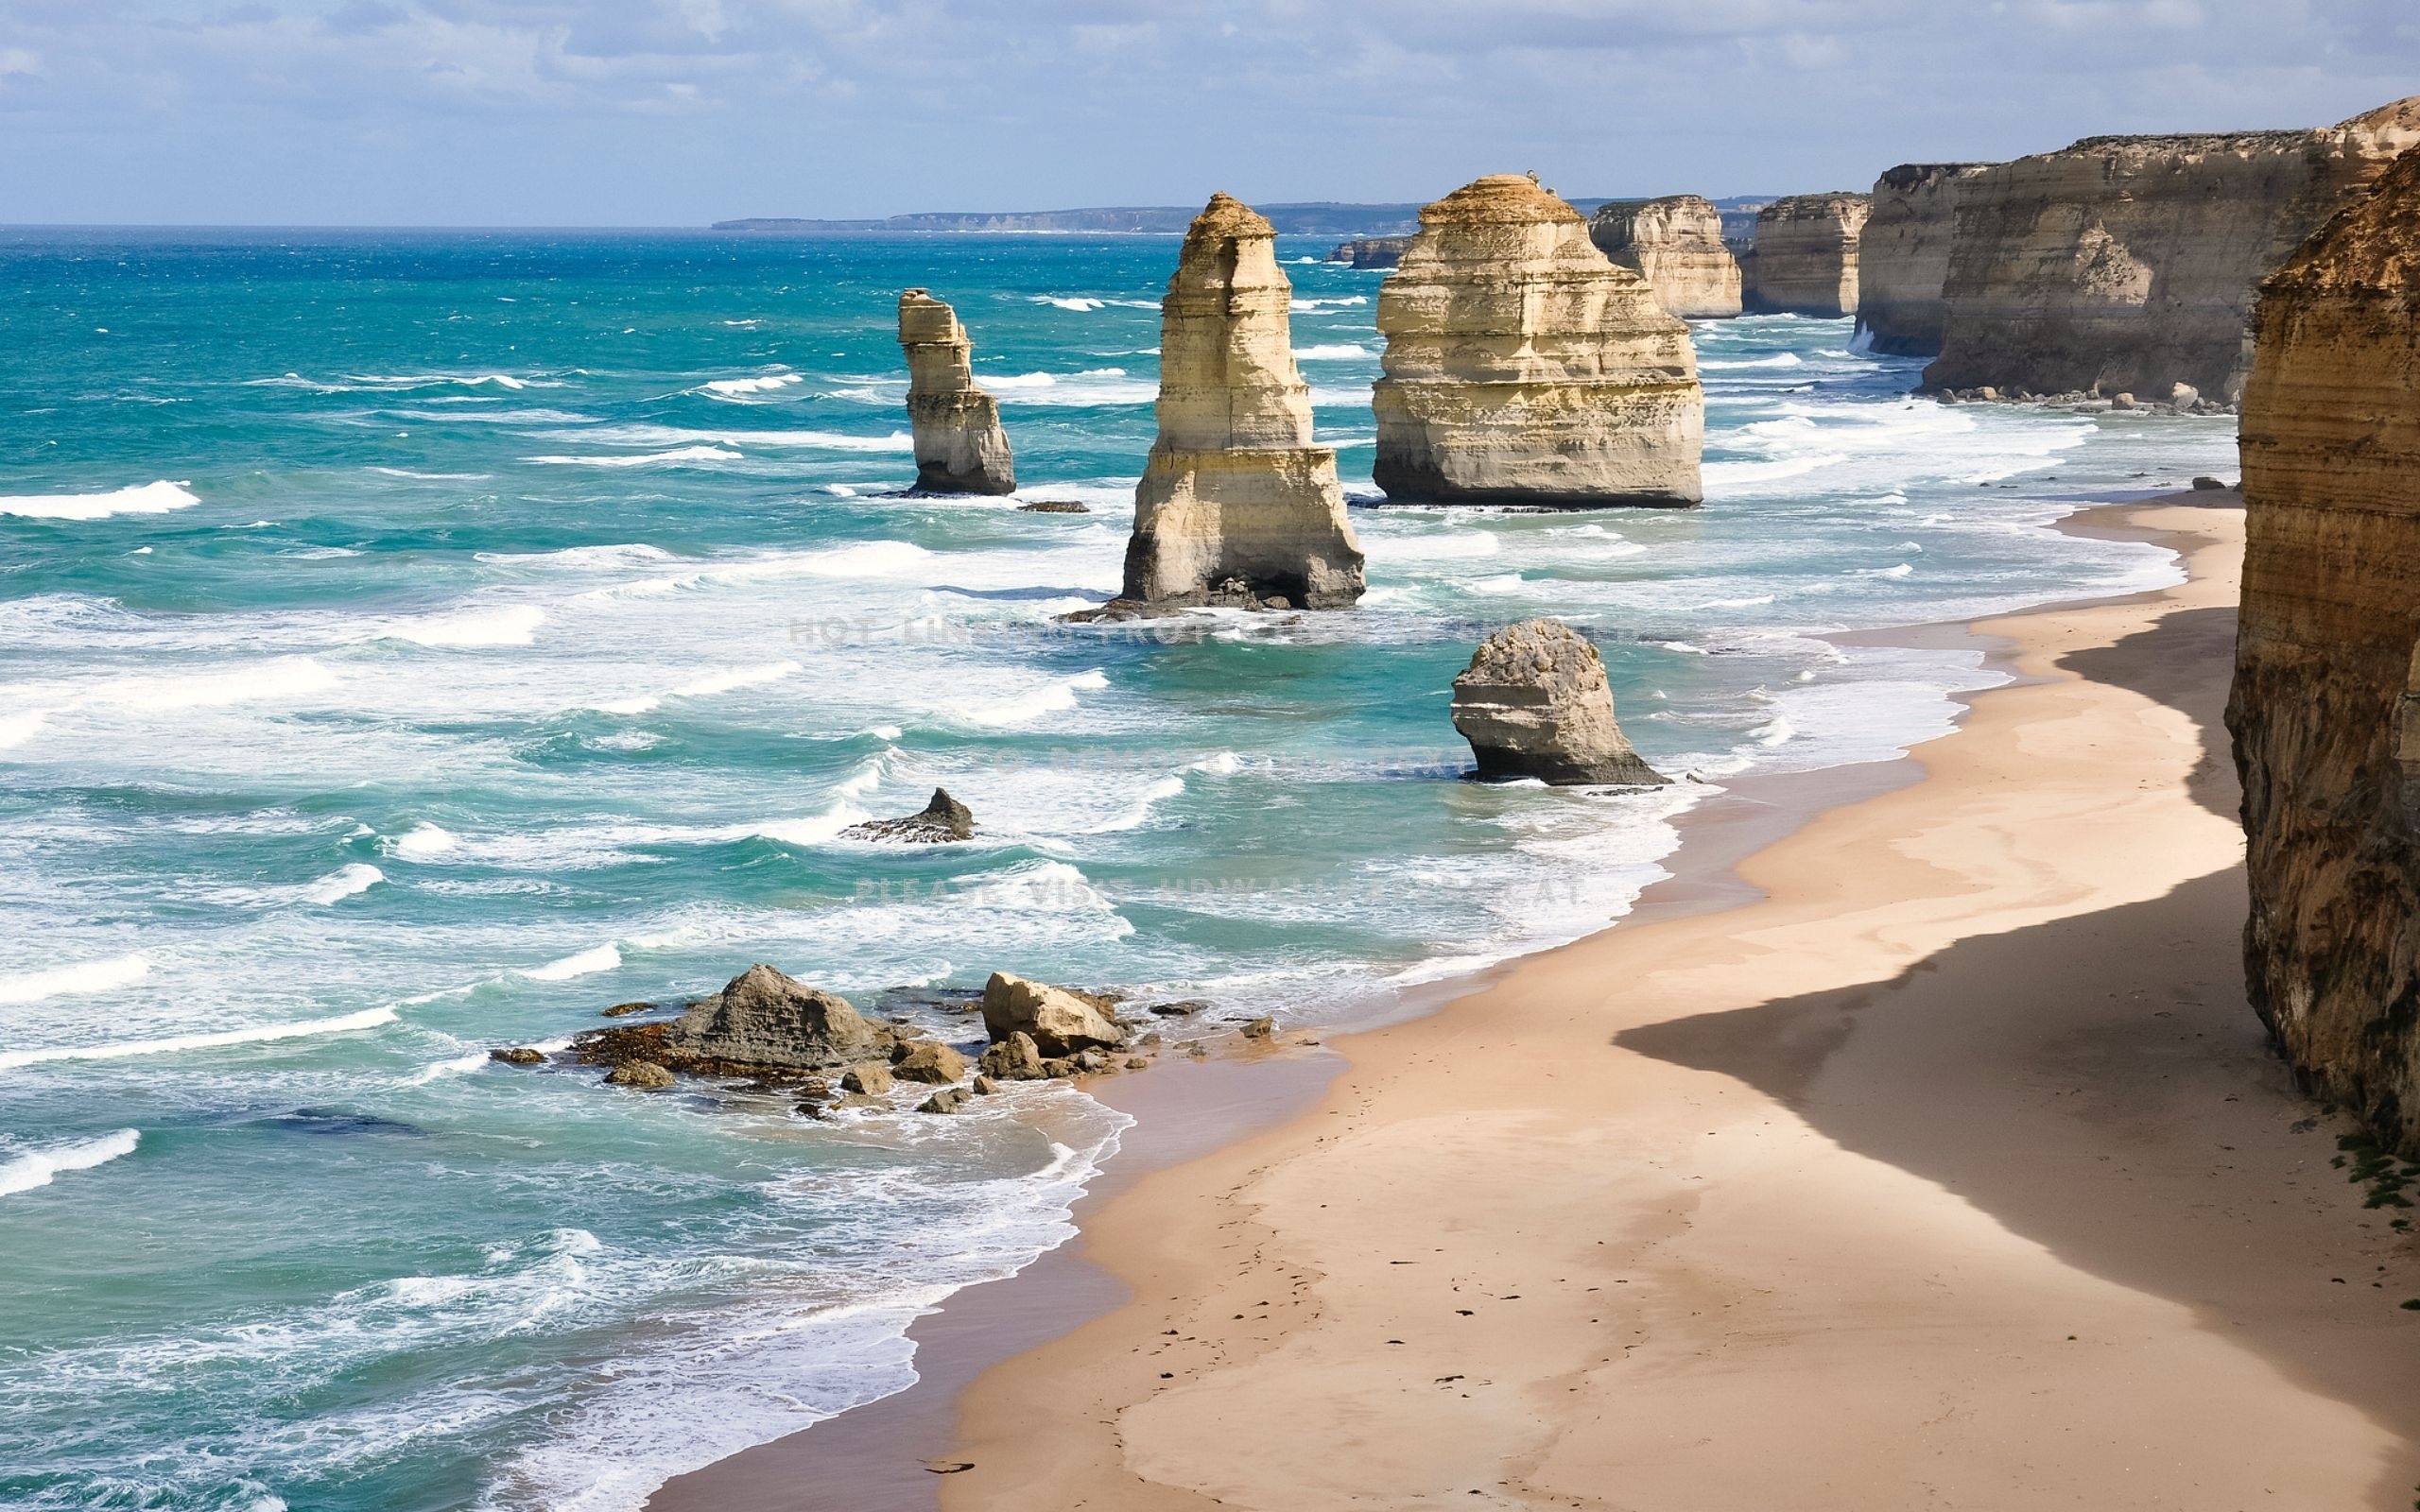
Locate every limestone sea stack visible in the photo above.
<box><xmin>1742</xmin><ymin>194</ymin><xmax>1870</xmax><ymax>317</ymax></box>
<box><xmin>1927</xmin><ymin>98</ymin><xmax>2420</xmax><ymax>404</ymax></box>
<box><xmin>898</xmin><ymin>288</ymin><xmax>1015</xmax><ymax>494</ymax></box>
<box><xmin>2228</xmin><ymin>145</ymin><xmax>2420</xmax><ymax>1154</ymax></box>
<box><xmin>1587</xmin><ymin>196</ymin><xmax>1744</xmax><ymax>318</ymax></box>
<box><xmin>1856</xmin><ymin>163</ymin><xmax>1992</xmax><ymax>356</ymax></box>
<box><xmin>1119</xmin><ymin>194</ymin><xmax>1365</xmax><ymax>610</ymax></box>
<box><xmin>1373</xmin><ymin>174</ymin><xmax>1703</xmax><ymax>508</ymax></box>
<box><xmin>1451</xmin><ymin>618</ymin><xmax>1667</xmax><ymax>786</ymax></box>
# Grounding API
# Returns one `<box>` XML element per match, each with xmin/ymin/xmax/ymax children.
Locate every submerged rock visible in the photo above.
<box><xmin>1451</xmin><ymin>618</ymin><xmax>1668</xmax><ymax>786</ymax></box>
<box><xmin>1374</xmin><ymin>173</ymin><xmax>1703</xmax><ymax>508</ymax></box>
<box><xmin>1115</xmin><ymin>193</ymin><xmax>1366</xmax><ymax>611</ymax></box>
<box><xmin>1744</xmin><ymin>193</ymin><xmax>1870</xmax><ymax>317</ymax></box>
<box><xmin>841</xmin><ymin>787</ymin><xmax>975</xmax><ymax>844</ymax></box>
<box><xmin>981</xmin><ymin>971</ymin><xmax>1128</xmax><ymax>1057</ymax></box>
<box><xmin>899</xmin><ymin>288</ymin><xmax>1015</xmax><ymax>495</ymax></box>
<box><xmin>1858</xmin><ymin>163</ymin><xmax>1993</xmax><ymax>356</ymax></box>
<box><xmin>490</xmin><ymin>1046</ymin><xmax>545</xmax><ymax>1065</ymax></box>
<box><xmin>2229</xmin><ymin>144</ymin><xmax>2420</xmax><ymax>1155</ymax></box>
<box><xmin>1587</xmin><ymin>195</ymin><xmax>1743</xmax><ymax>318</ymax></box>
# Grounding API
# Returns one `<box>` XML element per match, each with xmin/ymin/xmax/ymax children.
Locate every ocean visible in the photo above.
<box><xmin>0</xmin><ymin>227</ymin><xmax>2238</xmax><ymax>1509</ymax></box>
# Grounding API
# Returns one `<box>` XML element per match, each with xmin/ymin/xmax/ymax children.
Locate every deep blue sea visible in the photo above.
<box><xmin>0</xmin><ymin>228</ymin><xmax>2238</xmax><ymax>1509</ymax></box>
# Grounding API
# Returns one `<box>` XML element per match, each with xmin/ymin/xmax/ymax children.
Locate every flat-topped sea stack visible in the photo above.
<box><xmin>1927</xmin><ymin>98</ymin><xmax>2420</xmax><ymax>404</ymax></box>
<box><xmin>2229</xmin><ymin>145</ymin><xmax>2420</xmax><ymax>1155</ymax></box>
<box><xmin>1328</xmin><ymin>236</ymin><xmax>1412</xmax><ymax>270</ymax></box>
<box><xmin>1118</xmin><ymin>194</ymin><xmax>1364</xmax><ymax>610</ymax></box>
<box><xmin>1856</xmin><ymin>163</ymin><xmax>1992</xmax><ymax>356</ymax></box>
<box><xmin>1451</xmin><ymin>618</ymin><xmax>1666</xmax><ymax>786</ymax></box>
<box><xmin>1373</xmin><ymin>174</ymin><xmax>1703</xmax><ymax>508</ymax></box>
<box><xmin>1587</xmin><ymin>196</ymin><xmax>1743</xmax><ymax>318</ymax></box>
<box><xmin>1743</xmin><ymin>193</ymin><xmax>1869</xmax><ymax>317</ymax></box>
<box><xmin>898</xmin><ymin>288</ymin><xmax>1015</xmax><ymax>494</ymax></box>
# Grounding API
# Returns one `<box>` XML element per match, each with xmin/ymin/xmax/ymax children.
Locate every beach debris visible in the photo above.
<box><xmin>841</xmin><ymin>787</ymin><xmax>975</xmax><ymax>844</ymax></box>
<box><xmin>981</xmin><ymin>971</ymin><xmax>1129</xmax><ymax>1057</ymax></box>
<box><xmin>1451</xmin><ymin>618</ymin><xmax>1668</xmax><ymax>785</ymax></box>
<box><xmin>489</xmin><ymin>1047</ymin><xmax>545</xmax><ymax>1065</ymax></box>
<box><xmin>604</xmin><ymin>1061</ymin><xmax>675</xmax><ymax>1089</ymax></box>
<box><xmin>899</xmin><ymin>288</ymin><xmax>1015</xmax><ymax>494</ymax></box>
<box><xmin>890</xmin><ymin>1040</ymin><xmax>970</xmax><ymax>1084</ymax></box>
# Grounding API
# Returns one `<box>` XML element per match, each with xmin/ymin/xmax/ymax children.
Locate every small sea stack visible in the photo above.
<box><xmin>1743</xmin><ymin>193</ymin><xmax>1870</xmax><ymax>317</ymax></box>
<box><xmin>1856</xmin><ymin>163</ymin><xmax>1993</xmax><ymax>356</ymax></box>
<box><xmin>1327</xmin><ymin>236</ymin><xmax>1412</xmax><ymax>269</ymax></box>
<box><xmin>1587</xmin><ymin>195</ymin><xmax>1744</xmax><ymax>318</ymax></box>
<box><xmin>1115</xmin><ymin>193</ymin><xmax>1365</xmax><ymax>611</ymax></box>
<box><xmin>1451</xmin><ymin>618</ymin><xmax>1667</xmax><ymax>785</ymax></box>
<box><xmin>840</xmin><ymin>787</ymin><xmax>975</xmax><ymax>843</ymax></box>
<box><xmin>2229</xmin><ymin>145</ymin><xmax>2420</xmax><ymax>1156</ymax></box>
<box><xmin>1373</xmin><ymin>174</ymin><xmax>1703</xmax><ymax>508</ymax></box>
<box><xmin>898</xmin><ymin>288</ymin><xmax>1015</xmax><ymax>495</ymax></box>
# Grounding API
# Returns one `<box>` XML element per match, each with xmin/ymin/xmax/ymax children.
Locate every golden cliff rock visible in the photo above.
<box><xmin>1857</xmin><ymin>163</ymin><xmax>1991</xmax><ymax>357</ymax></box>
<box><xmin>1587</xmin><ymin>195</ymin><xmax>1743</xmax><ymax>319</ymax></box>
<box><xmin>1743</xmin><ymin>193</ymin><xmax>1869</xmax><ymax>317</ymax></box>
<box><xmin>897</xmin><ymin>289</ymin><xmax>1015</xmax><ymax>494</ymax></box>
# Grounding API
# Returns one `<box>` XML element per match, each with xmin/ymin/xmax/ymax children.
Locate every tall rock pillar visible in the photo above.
<box><xmin>898</xmin><ymin>288</ymin><xmax>1015</xmax><ymax>495</ymax></box>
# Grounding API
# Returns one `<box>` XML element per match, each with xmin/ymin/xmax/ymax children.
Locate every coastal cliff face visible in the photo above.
<box><xmin>1744</xmin><ymin>194</ymin><xmax>1869</xmax><ymax>317</ymax></box>
<box><xmin>1587</xmin><ymin>196</ymin><xmax>1743</xmax><ymax>318</ymax></box>
<box><xmin>1927</xmin><ymin>99</ymin><xmax>2420</xmax><ymax>403</ymax></box>
<box><xmin>1857</xmin><ymin>163</ymin><xmax>1991</xmax><ymax>356</ymax></box>
<box><xmin>2230</xmin><ymin>146</ymin><xmax>2420</xmax><ymax>1154</ymax></box>
<box><xmin>898</xmin><ymin>289</ymin><xmax>1015</xmax><ymax>494</ymax></box>
<box><xmin>1121</xmin><ymin>194</ymin><xmax>1365</xmax><ymax>610</ymax></box>
<box><xmin>1374</xmin><ymin>174</ymin><xmax>1704</xmax><ymax>507</ymax></box>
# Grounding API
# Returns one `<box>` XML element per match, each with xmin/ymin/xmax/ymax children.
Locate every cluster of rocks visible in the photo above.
<box><xmin>1935</xmin><ymin>380</ymin><xmax>2230</xmax><ymax>415</ymax></box>
<box><xmin>838</xmin><ymin>787</ymin><xmax>976</xmax><ymax>844</ymax></box>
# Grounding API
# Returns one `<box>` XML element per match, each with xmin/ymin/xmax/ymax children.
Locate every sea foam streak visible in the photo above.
<box><xmin>523</xmin><ymin>944</ymin><xmax>622</xmax><ymax>982</ymax></box>
<box><xmin>300</xmin><ymin>864</ymin><xmax>385</xmax><ymax>905</ymax></box>
<box><xmin>385</xmin><ymin>605</ymin><xmax>546</xmax><ymax>647</ymax></box>
<box><xmin>0</xmin><ymin>1007</ymin><xmax>399</xmax><ymax>1072</ymax></box>
<box><xmin>0</xmin><ymin>481</ymin><xmax>200</xmax><ymax>521</ymax></box>
<box><xmin>0</xmin><ymin>954</ymin><xmax>149</xmax><ymax>1005</ymax></box>
<box><xmin>527</xmin><ymin>447</ymin><xmax>742</xmax><ymax>468</ymax></box>
<box><xmin>0</xmin><ymin>1129</ymin><xmax>141</xmax><ymax>1197</ymax></box>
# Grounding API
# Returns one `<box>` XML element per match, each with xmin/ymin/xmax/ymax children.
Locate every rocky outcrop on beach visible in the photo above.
<box><xmin>2229</xmin><ymin>145</ymin><xmax>2420</xmax><ymax>1156</ymax></box>
<box><xmin>1115</xmin><ymin>194</ymin><xmax>1366</xmax><ymax>611</ymax></box>
<box><xmin>898</xmin><ymin>288</ymin><xmax>1016</xmax><ymax>495</ymax></box>
<box><xmin>1451</xmin><ymin>618</ymin><xmax>1667</xmax><ymax>785</ymax></box>
<box><xmin>1327</xmin><ymin>236</ymin><xmax>1412</xmax><ymax>269</ymax></box>
<box><xmin>840</xmin><ymin>787</ymin><xmax>975</xmax><ymax>843</ymax></box>
<box><xmin>981</xmin><ymin>971</ymin><xmax>1128</xmax><ymax>1057</ymax></box>
<box><xmin>1743</xmin><ymin>194</ymin><xmax>1869</xmax><ymax>317</ymax></box>
<box><xmin>1373</xmin><ymin>174</ymin><xmax>1704</xmax><ymax>508</ymax></box>
<box><xmin>1587</xmin><ymin>196</ymin><xmax>1743</xmax><ymax>318</ymax></box>
<box><xmin>575</xmin><ymin>963</ymin><xmax>884</xmax><ymax>1077</ymax></box>
<box><xmin>1927</xmin><ymin>99</ymin><xmax>2420</xmax><ymax>404</ymax></box>
<box><xmin>1857</xmin><ymin>163</ymin><xmax>1992</xmax><ymax>356</ymax></box>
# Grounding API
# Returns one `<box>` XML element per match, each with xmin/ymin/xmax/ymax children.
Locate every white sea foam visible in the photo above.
<box><xmin>0</xmin><ymin>953</ymin><xmax>149</xmax><ymax>1005</ymax></box>
<box><xmin>981</xmin><ymin>370</ymin><xmax>1157</xmax><ymax>407</ymax></box>
<box><xmin>1031</xmin><ymin>296</ymin><xmax>1105</xmax><ymax>311</ymax></box>
<box><xmin>398</xmin><ymin>1052</ymin><xmax>491</xmax><ymax>1088</ymax></box>
<box><xmin>1701</xmin><ymin>353</ymin><xmax>1805</xmax><ymax>370</ymax></box>
<box><xmin>0</xmin><ymin>1129</ymin><xmax>140</xmax><ymax>1197</ymax></box>
<box><xmin>527</xmin><ymin>446</ymin><xmax>743</xmax><ymax>468</ymax></box>
<box><xmin>1294</xmin><ymin>344</ymin><xmax>1370</xmax><ymax>360</ymax></box>
<box><xmin>389</xmin><ymin>824</ymin><xmax>459</xmax><ymax>859</ymax></box>
<box><xmin>385</xmin><ymin>605</ymin><xmax>546</xmax><ymax>647</ymax></box>
<box><xmin>1089</xmin><ymin>775</ymin><xmax>1186</xmax><ymax>833</ymax></box>
<box><xmin>702</xmin><ymin>374</ymin><xmax>803</xmax><ymax>397</ymax></box>
<box><xmin>0</xmin><ymin>1006</ymin><xmax>398</xmax><ymax>1072</ymax></box>
<box><xmin>0</xmin><ymin>711</ymin><xmax>49</xmax><ymax>749</ymax></box>
<box><xmin>0</xmin><ymin>480</ymin><xmax>200</xmax><ymax>521</ymax></box>
<box><xmin>93</xmin><ymin>656</ymin><xmax>338</xmax><ymax>712</ymax></box>
<box><xmin>523</xmin><ymin>944</ymin><xmax>623</xmax><ymax>982</ymax></box>
<box><xmin>300</xmin><ymin>864</ymin><xmax>386</xmax><ymax>905</ymax></box>
<box><xmin>1290</xmin><ymin>296</ymin><xmax>1367</xmax><ymax>311</ymax></box>
<box><xmin>960</xmin><ymin>668</ymin><xmax>1109</xmax><ymax>727</ymax></box>
<box><xmin>592</xmin><ymin>661</ymin><xmax>801</xmax><ymax>714</ymax></box>
<box><xmin>542</xmin><ymin>424</ymin><xmax>913</xmax><ymax>454</ymax></box>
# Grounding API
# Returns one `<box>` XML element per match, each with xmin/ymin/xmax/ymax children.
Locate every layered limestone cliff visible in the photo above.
<box><xmin>898</xmin><ymin>289</ymin><xmax>1015</xmax><ymax>494</ymax></box>
<box><xmin>1119</xmin><ymin>194</ymin><xmax>1365</xmax><ymax>610</ymax></box>
<box><xmin>1927</xmin><ymin>99</ymin><xmax>2420</xmax><ymax>403</ymax></box>
<box><xmin>1743</xmin><ymin>193</ymin><xmax>1869</xmax><ymax>317</ymax></box>
<box><xmin>1373</xmin><ymin>174</ymin><xmax>1703</xmax><ymax>507</ymax></box>
<box><xmin>2229</xmin><ymin>146</ymin><xmax>2420</xmax><ymax>1154</ymax></box>
<box><xmin>1587</xmin><ymin>196</ymin><xmax>1743</xmax><ymax>318</ymax></box>
<box><xmin>1857</xmin><ymin>163</ymin><xmax>1991</xmax><ymax>356</ymax></box>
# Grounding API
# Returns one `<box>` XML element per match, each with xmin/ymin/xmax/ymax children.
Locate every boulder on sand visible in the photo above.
<box><xmin>980</xmin><ymin>971</ymin><xmax>1128</xmax><ymax>1057</ymax></box>
<box><xmin>1451</xmin><ymin>619</ymin><xmax>1668</xmax><ymax>786</ymax></box>
<box><xmin>841</xmin><ymin>787</ymin><xmax>976</xmax><ymax>844</ymax></box>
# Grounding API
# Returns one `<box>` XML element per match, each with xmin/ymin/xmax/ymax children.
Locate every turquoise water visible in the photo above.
<box><xmin>0</xmin><ymin>228</ymin><xmax>2238</xmax><ymax>1509</ymax></box>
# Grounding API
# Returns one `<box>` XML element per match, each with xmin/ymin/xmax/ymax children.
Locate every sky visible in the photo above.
<box><xmin>2</xmin><ymin>0</ymin><xmax>2417</xmax><ymax>225</ymax></box>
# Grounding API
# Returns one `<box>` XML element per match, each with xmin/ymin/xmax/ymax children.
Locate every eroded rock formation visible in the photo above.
<box><xmin>575</xmin><ymin>964</ymin><xmax>883</xmax><ymax>1077</ymax></box>
<box><xmin>1743</xmin><ymin>194</ymin><xmax>1869</xmax><ymax>317</ymax></box>
<box><xmin>1857</xmin><ymin>163</ymin><xmax>1992</xmax><ymax>356</ymax></box>
<box><xmin>1927</xmin><ymin>99</ymin><xmax>2420</xmax><ymax>403</ymax></box>
<box><xmin>981</xmin><ymin>971</ymin><xmax>1128</xmax><ymax>1057</ymax></box>
<box><xmin>1373</xmin><ymin>174</ymin><xmax>1703</xmax><ymax>507</ymax></box>
<box><xmin>1451</xmin><ymin>618</ymin><xmax>1667</xmax><ymax>785</ymax></box>
<box><xmin>2229</xmin><ymin>145</ymin><xmax>2420</xmax><ymax>1154</ymax></box>
<box><xmin>898</xmin><ymin>288</ymin><xmax>1016</xmax><ymax>494</ymax></box>
<box><xmin>1588</xmin><ymin>195</ymin><xmax>1743</xmax><ymax>318</ymax></box>
<box><xmin>1118</xmin><ymin>194</ymin><xmax>1365</xmax><ymax>610</ymax></box>
<box><xmin>840</xmin><ymin>787</ymin><xmax>975</xmax><ymax>843</ymax></box>
<box><xmin>1328</xmin><ymin>236</ymin><xmax>1412</xmax><ymax>269</ymax></box>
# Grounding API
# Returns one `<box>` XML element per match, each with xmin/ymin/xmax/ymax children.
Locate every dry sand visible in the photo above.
<box><xmin>930</xmin><ymin>497</ymin><xmax>2420</xmax><ymax>1511</ymax></box>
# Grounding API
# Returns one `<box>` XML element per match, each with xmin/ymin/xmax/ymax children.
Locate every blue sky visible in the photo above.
<box><xmin>2</xmin><ymin>0</ymin><xmax>2415</xmax><ymax>224</ymax></box>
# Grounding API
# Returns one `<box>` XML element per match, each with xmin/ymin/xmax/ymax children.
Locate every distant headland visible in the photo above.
<box><xmin>709</xmin><ymin>197</ymin><xmax>1770</xmax><ymax>237</ymax></box>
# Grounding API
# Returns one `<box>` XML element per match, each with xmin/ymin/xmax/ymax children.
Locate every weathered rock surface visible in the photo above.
<box><xmin>1451</xmin><ymin>618</ymin><xmax>1668</xmax><ymax>786</ymax></box>
<box><xmin>890</xmin><ymin>1039</ymin><xmax>970</xmax><ymax>1084</ymax></box>
<box><xmin>840</xmin><ymin>1063</ymin><xmax>893</xmax><ymax>1095</ymax></box>
<box><xmin>490</xmin><ymin>1046</ymin><xmax>545</xmax><ymax>1065</ymax></box>
<box><xmin>1927</xmin><ymin>99</ymin><xmax>2420</xmax><ymax>403</ymax></box>
<box><xmin>899</xmin><ymin>288</ymin><xmax>1015</xmax><ymax>494</ymax></box>
<box><xmin>605</xmin><ymin>1061</ymin><xmax>675</xmax><ymax>1089</ymax></box>
<box><xmin>1374</xmin><ymin>174</ymin><xmax>1704</xmax><ymax>508</ymax></box>
<box><xmin>1857</xmin><ymin>163</ymin><xmax>1992</xmax><ymax>356</ymax></box>
<box><xmin>576</xmin><ymin>964</ymin><xmax>883</xmax><ymax>1078</ymax></box>
<box><xmin>840</xmin><ymin>787</ymin><xmax>975</xmax><ymax>843</ymax></box>
<box><xmin>1327</xmin><ymin>236</ymin><xmax>1412</xmax><ymax>269</ymax></box>
<box><xmin>1118</xmin><ymin>194</ymin><xmax>1365</xmax><ymax>611</ymax></box>
<box><xmin>978</xmin><ymin>1031</ymin><xmax>1047</xmax><ymax>1081</ymax></box>
<box><xmin>1743</xmin><ymin>193</ymin><xmax>1870</xmax><ymax>317</ymax></box>
<box><xmin>1587</xmin><ymin>195</ymin><xmax>1743</xmax><ymax>318</ymax></box>
<box><xmin>918</xmin><ymin>1086</ymin><xmax>973</xmax><ymax>1114</ymax></box>
<box><xmin>2229</xmin><ymin>144</ymin><xmax>2420</xmax><ymax>1155</ymax></box>
<box><xmin>981</xmin><ymin>971</ymin><xmax>1128</xmax><ymax>1057</ymax></box>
